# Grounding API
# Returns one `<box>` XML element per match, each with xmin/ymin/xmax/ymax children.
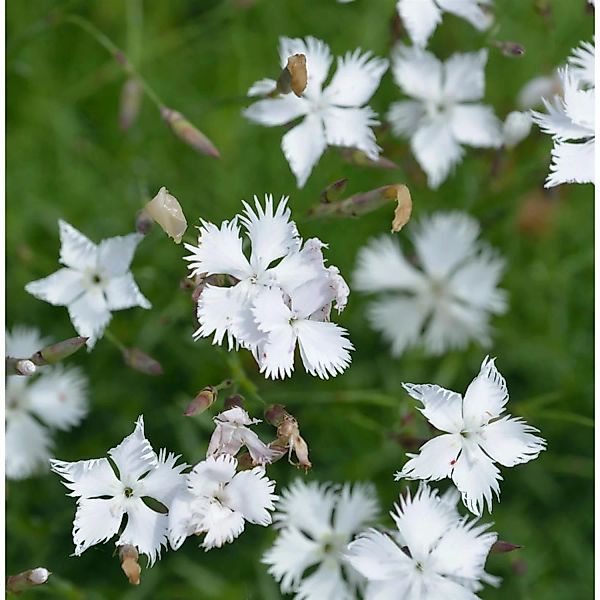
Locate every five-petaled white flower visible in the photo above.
<box><xmin>395</xmin><ymin>357</ymin><xmax>546</xmax><ymax>515</ymax></box>
<box><xmin>50</xmin><ymin>416</ymin><xmax>187</xmax><ymax>565</ymax></box>
<box><xmin>531</xmin><ymin>41</ymin><xmax>595</xmax><ymax>187</ymax></box>
<box><xmin>397</xmin><ymin>0</ymin><xmax>493</xmax><ymax>48</ymax></box>
<box><xmin>184</xmin><ymin>195</ymin><xmax>353</xmax><ymax>379</ymax></box>
<box><xmin>263</xmin><ymin>479</ymin><xmax>379</xmax><ymax>600</ymax></box>
<box><xmin>387</xmin><ymin>46</ymin><xmax>502</xmax><ymax>188</ymax></box>
<box><xmin>346</xmin><ymin>483</ymin><xmax>498</xmax><ymax>600</ymax></box>
<box><xmin>244</xmin><ymin>36</ymin><xmax>388</xmax><ymax>187</ymax></box>
<box><xmin>207</xmin><ymin>407</ymin><xmax>278</xmax><ymax>465</ymax></box>
<box><xmin>353</xmin><ymin>212</ymin><xmax>506</xmax><ymax>357</ymax></box>
<box><xmin>25</xmin><ymin>220</ymin><xmax>151</xmax><ymax>350</ymax></box>
<box><xmin>168</xmin><ymin>454</ymin><xmax>277</xmax><ymax>551</ymax></box>
<box><xmin>5</xmin><ymin>326</ymin><xmax>88</xmax><ymax>480</ymax></box>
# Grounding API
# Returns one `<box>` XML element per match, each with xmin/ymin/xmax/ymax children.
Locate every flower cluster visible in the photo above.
<box><xmin>184</xmin><ymin>194</ymin><xmax>353</xmax><ymax>379</ymax></box>
<box><xmin>353</xmin><ymin>212</ymin><xmax>506</xmax><ymax>357</ymax></box>
<box><xmin>6</xmin><ymin>326</ymin><xmax>88</xmax><ymax>479</ymax></box>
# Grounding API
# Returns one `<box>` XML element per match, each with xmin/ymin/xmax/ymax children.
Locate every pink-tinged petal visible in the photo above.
<box><xmin>442</xmin><ymin>50</ymin><xmax>488</xmax><ymax>103</ymax></box>
<box><xmin>391</xmin><ymin>45</ymin><xmax>443</xmax><ymax>102</ymax></box>
<box><xmin>449</xmin><ymin>104</ymin><xmax>502</xmax><ymax>148</ymax></box>
<box><xmin>387</xmin><ymin>100</ymin><xmax>426</xmax><ymax>137</ymax></box>
<box><xmin>244</xmin><ymin>95</ymin><xmax>309</xmax><ymax>126</ymax></box>
<box><xmin>67</xmin><ymin>288</ymin><xmax>112</xmax><ymax>350</ymax></box>
<box><xmin>323</xmin><ymin>106</ymin><xmax>381</xmax><ymax>159</ymax></box>
<box><xmin>226</xmin><ymin>468</ymin><xmax>277</xmax><ymax>525</ymax></box>
<box><xmin>104</xmin><ymin>273</ymin><xmax>151</xmax><ymax>310</ymax></box>
<box><xmin>97</xmin><ymin>233</ymin><xmax>144</xmax><ymax>277</ymax></box>
<box><xmin>411</xmin><ymin>120</ymin><xmax>464</xmax><ymax>189</ymax></box>
<box><xmin>71</xmin><ymin>497</ymin><xmax>125</xmax><ymax>556</ymax></box>
<box><xmin>282</xmin><ymin>114</ymin><xmax>327</xmax><ymax>188</ymax></box>
<box><xmin>58</xmin><ymin>220</ymin><xmax>97</xmax><ymax>270</ymax></box>
<box><xmin>402</xmin><ymin>383</ymin><xmax>464</xmax><ymax>433</ymax></box>
<box><xmin>25</xmin><ymin>268</ymin><xmax>85</xmax><ymax>307</ymax></box>
<box><xmin>462</xmin><ymin>356</ymin><xmax>508</xmax><ymax>428</ymax></box>
<box><xmin>50</xmin><ymin>457</ymin><xmax>121</xmax><ymax>498</ymax></box>
<box><xmin>451</xmin><ymin>438</ymin><xmax>502</xmax><ymax>515</ymax></box>
<box><xmin>437</xmin><ymin>0</ymin><xmax>493</xmax><ymax>31</ymax></box>
<box><xmin>324</xmin><ymin>49</ymin><xmax>388</xmax><ymax>107</ymax></box>
<box><xmin>396</xmin><ymin>434</ymin><xmax>463</xmax><ymax>481</ymax></box>
<box><xmin>396</xmin><ymin>0</ymin><xmax>442</xmax><ymax>48</ymax></box>
<box><xmin>478</xmin><ymin>416</ymin><xmax>546</xmax><ymax>467</ymax></box>
<box><xmin>545</xmin><ymin>139</ymin><xmax>595</xmax><ymax>188</ymax></box>
<box><xmin>278</xmin><ymin>36</ymin><xmax>332</xmax><ymax>97</ymax></box>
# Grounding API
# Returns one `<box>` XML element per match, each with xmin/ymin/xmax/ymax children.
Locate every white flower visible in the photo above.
<box><xmin>207</xmin><ymin>407</ymin><xmax>278</xmax><ymax>465</ymax></box>
<box><xmin>517</xmin><ymin>72</ymin><xmax>562</xmax><ymax>110</ymax></box>
<box><xmin>244</xmin><ymin>36</ymin><xmax>388</xmax><ymax>187</ymax></box>
<box><xmin>397</xmin><ymin>0</ymin><xmax>493</xmax><ymax>48</ymax></box>
<box><xmin>6</xmin><ymin>326</ymin><xmax>88</xmax><ymax>480</ymax></box>
<box><xmin>387</xmin><ymin>46</ymin><xmax>502</xmax><ymax>188</ymax></box>
<box><xmin>395</xmin><ymin>357</ymin><xmax>546</xmax><ymax>515</ymax></box>
<box><xmin>346</xmin><ymin>484</ymin><xmax>498</xmax><ymax>600</ymax></box>
<box><xmin>568</xmin><ymin>39</ymin><xmax>595</xmax><ymax>89</ymax></box>
<box><xmin>25</xmin><ymin>220</ymin><xmax>151</xmax><ymax>350</ymax></box>
<box><xmin>168</xmin><ymin>454</ymin><xmax>277</xmax><ymax>551</ymax></box>
<box><xmin>184</xmin><ymin>195</ymin><xmax>352</xmax><ymax>379</ymax></box>
<box><xmin>531</xmin><ymin>66</ymin><xmax>595</xmax><ymax>187</ymax></box>
<box><xmin>353</xmin><ymin>212</ymin><xmax>506</xmax><ymax>357</ymax></box>
<box><xmin>263</xmin><ymin>480</ymin><xmax>379</xmax><ymax>599</ymax></box>
<box><xmin>502</xmin><ymin>111</ymin><xmax>532</xmax><ymax>148</ymax></box>
<box><xmin>50</xmin><ymin>416</ymin><xmax>187</xmax><ymax>565</ymax></box>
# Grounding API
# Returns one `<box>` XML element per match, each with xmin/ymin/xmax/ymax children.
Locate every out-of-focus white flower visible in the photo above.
<box><xmin>346</xmin><ymin>484</ymin><xmax>498</xmax><ymax>599</ymax></box>
<box><xmin>168</xmin><ymin>454</ymin><xmax>277</xmax><ymax>551</ymax></box>
<box><xmin>207</xmin><ymin>407</ymin><xmax>279</xmax><ymax>465</ymax></box>
<box><xmin>184</xmin><ymin>195</ymin><xmax>352</xmax><ymax>379</ymax></box>
<box><xmin>25</xmin><ymin>221</ymin><xmax>151</xmax><ymax>349</ymax></box>
<box><xmin>397</xmin><ymin>0</ymin><xmax>493</xmax><ymax>48</ymax></box>
<box><xmin>5</xmin><ymin>326</ymin><xmax>88</xmax><ymax>480</ymax></box>
<box><xmin>244</xmin><ymin>36</ymin><xmax>388</xmax><ymax>188</ymax></box>
<box><xmin>531</xmin><ymin>66</ymin><xmax>595</xmax><ymax>187</ymax></box>
<box><xmin>51</xmin><ymin>416</ymin><xmax>187</xmax><ymax>565</ymax></box>
<box><xmin>502</xmin><ymin>111</ymin><xmax>532</xmax><ymax>148</ymax></box>
<box><xmin>263</xmin><ymin>480</ymin><xmax>379</xmax><ymax>599</ymax></box>
<box><xmin>353</xmin><ymin>212</ymin><xmax>506</xmax><ymax>357</ymax></box>
<box><xmin>517</xmin><ymin>73</ymin><xmax>562</xmax><ymax>110</ymax></box>
<box><xmin>387</xmin><ymin>46</ymin><xmax>502</xmax><ymax>188</ymax></box>
<box><xmin>395</xmin><ymin>357</ymin><xmax>546</xmax><ymax>515</ymax></box>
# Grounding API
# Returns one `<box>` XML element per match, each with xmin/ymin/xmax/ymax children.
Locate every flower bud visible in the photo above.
<box><xmin>493</xmin><ymin>40</ymin><xmax>525</xmax><ymax>57</ymax></box>
<box><xmin>143</xmin><ymin>187</ymin><xmax>188</xmax><ymax>244</ymax></box>
<box><xmin>224</xmin><ymin>394</ymin><xmax>245</xmax><ymax>410</ymax></box>
<box><xmin>184</xmin><ymin>386</ymin><xmax>217</xmax><ymax>416</ymax></box>
<box><xmin>502</xmin><ymin>111</ymin><xmax>532</xmax><ymax>148</ymax></box>
<box><xmin>320</xmin><ymin>178</ymin><xmax>348</xmax><ymax>204</ymax></box>
<box><xmin>123</xmin><ymin>348</ymin><xmax>164</xmax><ymax>376</ymax></box>
<box><xmin>135</xmin><ymin>210</ymin><xmax>154</xmax><ymax>235</ymax></box>
<box><xmin>32</xmin><ymin>336</ymin><xmax>88</xmax><ymax>366</ymax></box>
<box><xmin>6</xmin><ymin>567</ymin><xmax>51</xmax><ymax>592</ymax></box>
<box><xmin>119</xmin><ymin>545</ymin><xmax>141</xmax><ymax>585</ymax></box>
<box><xmin>119</xmin><ymin>78</ymin><xmax>142</xmax><ymax>130</ymax></box>
<box><xmin>161</xmin><ymin>107</ymin><xmax>220</xmax><ymax>159</ymax></box>
<box><xmin>264</xmin><ymin>404</ymin><xmax>289</xmax><ymax>427</ymax></box>
<box><xmin>490</xmin><ymin>540</ymin><xmax>522</xmax><ymax>554</ymax></box>
<box><xmin>15</xmin><ymin>359</ymin><xmax>36</xmax><ymax>376</ymax></box>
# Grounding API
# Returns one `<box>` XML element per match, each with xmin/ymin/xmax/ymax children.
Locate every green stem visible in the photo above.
<box><xmin>62</xmin><ymin>14</ymin><xmax>164</xmax><ymax>111</ymax></box>
<box><xmin>227</xmin><ymin>352</ymin><xmax>266</xmax><ymax>407</ymax></box>
<box><xmin>104</xmin><ymin>329</ymin><xmax>126</xmax><ymax>352</ymax></box>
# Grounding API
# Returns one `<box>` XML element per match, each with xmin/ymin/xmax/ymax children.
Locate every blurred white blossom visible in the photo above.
<box><xmin>25</xmin><ymin>220</ymin><xmax>151</xmax><ymax>349</ymax></box>
<box><xmin>502</xmin><ymin>111</ymin><xmax>532</xmax><ymax>148</ymax></box>
<box><xmin>346</xmin><ymin>484</ymin><xmax>498</xmax><ymax>599</ymax></box>
<box><xmin>51</xmin><ymin>416</ymin><xmax>187</xmax><ymax>565</ymax></box>
<box><xmin>184</xmin><ymin>195</ymin><xmax>353</xmax><ymax>379</ymax></box>
<box><xmin>353</xmin><ymin>212</ymin><xmax>506</xmax><ymax>357</ymax></box>
<box><xmin>263</xmin><ymin>479</ymin><xmax>379</xmax><ymax>599</ymax></box>
<box><xmin>6</xmin><ymin>326</ymin><xmax>88</xmax><ymax>480</ymax></box>
<box><xmin>517</xmin><ymin>72</ymin><xmax>562</xmax><ymax>110</ymax></box>
<box><xmin>244</xmin><ymin>36</ymin><xmax>388</xmax><ymax>187</ymax></box>
<box><xmin>168</xmin><ymin>454</ymin><xmax>277</xmax><ymax>551</ymax></box>
<box><xmin>387</xmin><ymin>46</ymin><xmax>502</xmax><ymax>188</ymax></box>
<box><xmin>395</xmin><ymin>357</ymin><xmax>546</xmax><ymax>515</ymax></box>
<box><xmin>397</xmin><ymin>0</ymin><xmax>493</xmax><ymax>48</ymax></box>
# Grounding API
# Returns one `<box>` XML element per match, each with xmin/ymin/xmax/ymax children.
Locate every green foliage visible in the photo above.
<box><xmin>6</xmin><ymin>1</ymin><xmax>593</xmax><ymax>598</ymax></box>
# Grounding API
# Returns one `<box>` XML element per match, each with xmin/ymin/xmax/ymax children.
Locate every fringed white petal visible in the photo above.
<box><xmin>25</xmin><ymin>268</ymin><xmax>85</xmax><ymax>307</ymax></box>
<box><xmin>396</xmin><ymin>0</ymin><xmax>442</xmax><ymax>48</ymax></box>
<box><xmin>199</xmin><ymin>501</ymin><xmax>246</xmax><ymax>550</ymax></box>
<box><xmin>243</xmin><ymin>95</ymin><xmax>309</xmax><ymax>126</ymax></box>
<box><xmin>449</xmin><ymin>104</ymin><xmax>502</xmax><ymax>148</ymax></box>
<box><xmin>442</xmin><ymin>50</ymin><xmax>488</xmax><ymax>103</ymax></box>
<box><xmin>137</xmin><ymin>449</ymin><xmax>187</xmax><ymax>506</ymax></box>
<box><xmin>397</xmin><ymin>434</ymin><xmax>463</xmax><ymax>482</ymax></box>
<box><xmin>71</xmin><ymin>497</ymin><xmax>125</xmax><ymax>556</ymax></box>
<box><xmin>279</xmin><ymin>36</ymin><xmax>332</xmax><ymax>97</ymax></box>
<box><xmin>333</xmin><ymin>483</ymin><xmax>379</xmax><ymax>536</ymax></box>
<box><xmin>402</xmin><ymin>383</ymin><xmax>464</xmax><ymax>433</ymax></box>
<box><xmin>387</xmin><ymin>100</ymin><xmax>426</xmax><ymax>137</ymax></box>
<box><xmin>226</xmin><ymin>468</ymin><xmax>278</xmax><ymax>525</ymax></box>
<box><xmin>5</xmin><ymin>412</ymin><xmax>53</xmax><ymax>479</ymax></box>
<box><xmin>5</xmin><ymin>326</ymin><xmax>50</xmax><ymax>358</ymax></box>
<box><xmin>391</xmin><ymin>45</ymin><xmax>443</xmax><ymax>102</ymax></box>
<box><xmin>67</xmin><ymin>287</ymin><xmax>112</xmax><ymax>350</ymax></box>
<box><xmin>323</xmin><ymin>106</ymin><xmax>381</xmax><ymax>159</ymax></box>
<box><xmin>97</xmin><ymin>233</ymin><xmax>144</xmax><ymax>277</ymax></box>
<box><xmin>247</xmin><ymin>77</ymin><xmax>277</xmax><ymax>97</ymax></box>
<box><xmin>437</xmin><ymin>0</ymin><xmax>493</xmax><ymax>31</ymax></box>
<box><xmin>58</xmin><ymin>220</ymin><xmax>98</xmax><ymax>270</ymax></box>
<box><xmin>545</xmin><ymin>139</ymin><xmax>595</xmax><ymax>187</ymax></box>
<box><xmin>50</xmin><ymin>456</ymin><xmax>121</xmax><ymax>498</ymax></box>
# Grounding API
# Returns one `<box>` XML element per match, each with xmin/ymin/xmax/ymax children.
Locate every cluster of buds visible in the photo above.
<box><xmin>265</xmin><ymin>404</ymin><xmax>311</xmax><ymax>471</ymax></box>
<box><xmin>6</xmin><ymin>335</ymin><xmax>88</xmax><ymax>376</ymax></box>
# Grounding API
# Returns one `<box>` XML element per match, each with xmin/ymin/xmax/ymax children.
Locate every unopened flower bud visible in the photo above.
<box><xmin>161</xmin><ymin>107</ymin><xmax>220</xmax><ymax>159</ymax></box>
<box><xmin>6</xmin><ymin>567</ymin><xmax>51</xmax><ymax>592</ymax></box>
<box><xmin>143</xmin><ymin>187</ymin><xmax>188</xmax><ymax>244</ymax></box>
<box><xmin>264</xmin><ymin>404</ymin><xmax>289</xmax><ymax>427</ymax></box>
<box><xmin>224</xmin><ymin>394</ymin><xmax>245</xmax><ymax>410</ymax></box>
<box><xmin>276</xmin><ymin>54</ymin><xmax>308</xmax><ymax>97</ymax></box>
<box><xmin>491</xmin><ymin>540</ymin><xmax>523</xmax><ymax>554</ymax></box>
<box><xmin>16</xmin><ymin>359</ymin><xmax>36</xmax><ymax>376</ymax></box>
<box><xmin>123</xmin><ymin>348</ymin><xmax>163</xmax><ymax>376</ymax></box>
<box><xmin>119</xmin><ymin>545</ymin><xmax>141</xmax><ymax>585</ymax></box>
<box><xmin>493</xmin><ymin>40</ymin><xmax>525</xmax><ymax>57</ymax></box>
<box><xmin>119</xmin><ymin>78</ymin><xmax>142</xmax><ymax>131</ymax></box>
<box><xmin>341</xmin><ymin>148</ymin><xmax>399</xmax><ymax>170</ymax></box>
<box><xmin>184</xmin><ymin>386</ymin><xmax>217</xmax><ymax>416</ymax></box>
<box><xmin>135</xmin><ymin>210</ymin><xmax>154</xmax><ymax>235</ymax></box>
<box><xmin>320</xmin><ymin>178</ymin><xmax>348</xmax><ymax>204</ymax></box>
<box><xmin>33</xmin><ymin>336</ymin><xmax>88</xmax><ymax>366</ymax></box>
<box><xmin>502</xmin><ymin>111</ymin><xmax>532</xmax><ymax>148</ymax></box>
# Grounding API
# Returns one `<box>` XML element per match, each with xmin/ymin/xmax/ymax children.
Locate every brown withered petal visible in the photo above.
<box><xmin>144</xmin><ymin>187</ymin><xmax>188</xmax><ymax>244</ymax></box>
<box><xmin>6</xmin><ymin>568</ymin><xmax>51</xmax><ymax>593</ymax></box>
<box><xmin>390</xmin><ymin>184</ymin><xmax>413</xmax><ymax>233</ymax></box>
<box><xmin>161</xmin><ymin>107</ymin><xmax>220</xmax><ymax>159</ymax></box>
<box><xmin>287</xmin><ymin>54</ymin><xmax>307</xmax><ymax>97</ymax></box>
<box><xmin>119</xmin><ymin>545</ymin><xmax>141</xmax><ymax>585</ymax></box>
<box><xmin>123</xmin><ymin>348</ymin><xmax>164</xmax><ymax>376</ymax></box>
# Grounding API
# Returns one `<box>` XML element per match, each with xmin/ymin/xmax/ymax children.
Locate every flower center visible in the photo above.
<box><xmin>124</xmin><ymin>487</ymin><xmax>134</xmax><ymax>498</ymax></box>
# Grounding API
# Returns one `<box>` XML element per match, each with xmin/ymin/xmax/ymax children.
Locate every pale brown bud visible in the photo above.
<box><xmin>184</xmin><ymin>386</ymin><xmax>217</xmax><ymax>416</ymax></box>
<box><xmin>161</xmin><ymin>107</ymin><xmax>220</xmax><ymax>159</ymax></box>
<box><xmin>119</xmin><ymin>545</ymin><xmax>141</xmax><ymax>585</ymax></box>
<box><xmin>491</xmin><ymin>540</ymin><xmax>523</xmax><ymax>554</ymax></box>
<box><xmin>143</xmin><ymin>187</ymin><xmax>188</xmax><ymax>244</ymax></box>
<box><xmin>123</xmin><ymin>348</ymin><xmax>164</xmax><ymax>376</ymax></box>
<box><xmin>119</xmin><ymin>78</ymin><xmax>142</xmax><ymax>130</ymax></box>
<box><xmin>6</xmin><ymin>567</ymin><xmax>51</xmax><ymax>592</ymax></box>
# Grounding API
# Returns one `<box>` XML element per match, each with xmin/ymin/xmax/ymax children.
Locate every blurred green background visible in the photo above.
<box><xmin>6</xmin><ymin>1</ymin><xmax>594</xmax><ymax>598</ymax></box>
